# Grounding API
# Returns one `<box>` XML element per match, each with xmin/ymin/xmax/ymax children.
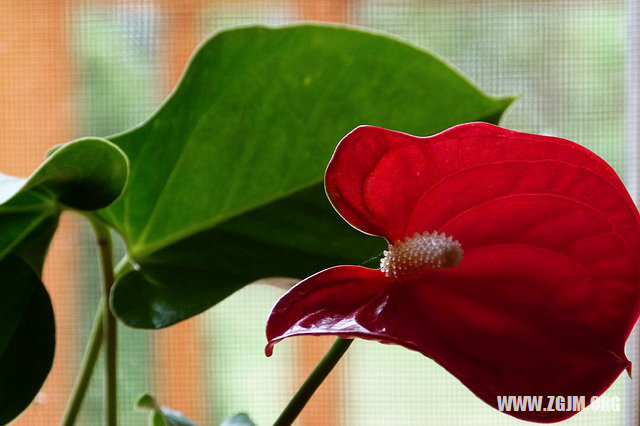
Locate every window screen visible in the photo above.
<box><xmin>2</xmin><ymin>1</ymin><xmax>635</xmax><ymax>425</ymax></box>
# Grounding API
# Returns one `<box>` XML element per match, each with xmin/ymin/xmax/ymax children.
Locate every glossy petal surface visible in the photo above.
<box><xmin>267</xmin><ymin>123</ymin><xmax>640</xmax><ymax>422</ymax></box>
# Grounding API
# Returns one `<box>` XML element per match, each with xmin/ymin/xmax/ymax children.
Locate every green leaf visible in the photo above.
<box><xmin>0</xmin><ymin>137</ymin><xmax>129</xmax><ymax>423</ymax></box>
<box><xmin>0</xmin><ymin>255</ymin><xmax>55</xmax><ymax>425</ymax></box>
<box><xmin>135</xmin><ymin>393</ymin><xmax>197</xmax><ymax>426</ymax></box>
<box><xmin>220</xmin><ymin>413</ymin><xmax>256</xmax><ymax>426</ymax></box>
<box><xmin>103</xmin><ymin>24</ymin><xmax>513</xmax><ymax>328</ymax></box>
<box><xmin>112</xmin><ymin>183</ymin><xmax>385</xmax><ymax>327</ymax></box>
<box><xmin>0</xmin><ymin>137</ymin><xmax>128</xmax><ymax>211</ymax></box>
<box><xmin>0</xmin><ymin>137</ymin><xmax>129</xmax><ymax>263</ymax></box>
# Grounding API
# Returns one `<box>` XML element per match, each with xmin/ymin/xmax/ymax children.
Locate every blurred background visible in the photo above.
<box><xmin>2</xmin><ymin>0</ymin><xmax>637</xmax><ymax>425</ymax></box>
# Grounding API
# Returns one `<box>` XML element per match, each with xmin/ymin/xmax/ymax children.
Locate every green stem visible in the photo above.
<box><xmin>273</xmin><ymin>338</ymin><xmax>353</xmax><ymax>426</ymax></box>
<box><xmin>60</xmin><ymin>301</ymin><xmax>104</xmax><ymax>425</ymax></box>
<box><xmin>91</xmin><ymin>220</ymin><xmax>117</xmax><ymax>426</ymax></box>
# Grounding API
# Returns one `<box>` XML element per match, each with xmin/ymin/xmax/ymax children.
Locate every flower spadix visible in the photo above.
<box><xmin>380</xmin><ymin>231</ymin><xmax>462</xmax><ymax>278</ymax></box>
<box><xmin>265</xmin><ymin>123</ymin><xmax>640</xmax><ymax>423</ymax></box>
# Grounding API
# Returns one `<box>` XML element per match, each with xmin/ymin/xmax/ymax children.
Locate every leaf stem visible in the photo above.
<box><xmin>61</xmin><ymin>301</ymin><xmax>104</xmax><ymax>425</ymax></box>
<box><xmin>90</xmin><ymin>220</ymin><xmax>117</xmax><ymax>426</ymax></box>
<box><xmin>273</xmin><ymin>337</ymin><xmax>353</xmax><ymax>426</ymax></box>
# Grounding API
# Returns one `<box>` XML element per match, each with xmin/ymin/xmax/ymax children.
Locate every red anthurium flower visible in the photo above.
<box><xmin>266</xmin><ymin>122</ymin><xmax>640</xmax><ymax>423</ymax></box>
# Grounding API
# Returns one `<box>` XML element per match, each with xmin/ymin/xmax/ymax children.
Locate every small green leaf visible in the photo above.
<box><xmin>135</xmin><ymin>393</ymin><xmax>197</xmax><ymax>426</ymax></box>
<box><xmin>0</xmin><ymin>137</ymin><xmax>129</xmax><ymax>423</ymax></box>
<box><xmin>102</xmin><ymin>24</ymin><xmax>513</xmax><ymax>328</ymax></box>
<box><xmin>0</xmin><ymin>255</ymin><xmax>55</xmax><ymax>425</ymax></box>
<box><xmin>0</xmin><ymin>137</ymin><xmax>129</xmax><ymax>262</ymax></box>
<box><xmin>220</xmin><ymin>413</ymin><xmax>256</xmax><ymax>426</ymax></box>
<box><xmin>1</xmin><ymin>137</ymin><xmax>128</xmax><ymax>211</ymax></box>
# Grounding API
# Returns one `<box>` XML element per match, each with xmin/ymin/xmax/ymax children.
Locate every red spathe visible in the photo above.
<box><xmin>266</xmin><ymin>122</ymin><xmax>640</xmax><ymax>422</ymax></box>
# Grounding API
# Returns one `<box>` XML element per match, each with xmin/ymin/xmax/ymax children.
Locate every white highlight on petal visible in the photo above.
<box><xmin>380</xmin><ymin>231</ymin><xmax>463</xmax><ymax>279</ymax></box>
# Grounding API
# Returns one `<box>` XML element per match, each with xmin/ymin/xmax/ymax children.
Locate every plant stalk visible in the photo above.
<box><xmin>60</xmin><ymin>301</ymin><xmax>104</xmax><ymax>425</ymax></box>
<box><xmin>91</xmin><ymin>220</ymin><xmax>117</xmax><ymax>426</ymax></box>
<box><xmin>273</xmin><ymin>337</ymin><xmax>353</xmax><ymax>426</ymax></box>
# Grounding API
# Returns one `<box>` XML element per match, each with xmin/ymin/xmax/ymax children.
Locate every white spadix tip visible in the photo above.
<box><xmin>380</xmin><ymin>231</ymin><xmax>463</xmax><ymax>279</ymax></box>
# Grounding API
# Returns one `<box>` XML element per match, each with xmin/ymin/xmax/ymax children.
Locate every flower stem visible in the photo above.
<box><xmin>273</xmin><ymin>337</ymin><xmax>353</xmax><ymax>426</ymax></box>
<box><xmin>90</xmin><ymin>220</ymin><xmax>117</xmax><ymax>426</ymax></box>
<box><xmin>60</xmin><ymin>301</ymin><xmax>104</xmax><ymax>425</ymax></box>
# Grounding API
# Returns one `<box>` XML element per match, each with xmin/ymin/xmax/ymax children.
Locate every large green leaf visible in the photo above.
<box><xmin>103</xmin><ymin>24</ymin><xmax>513</xmax><ymax>328</ymax></box>
<box><xmin>0</xmin><ymin>137</ymin><xmax>128</xmax><ymax>423</ymax></box>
